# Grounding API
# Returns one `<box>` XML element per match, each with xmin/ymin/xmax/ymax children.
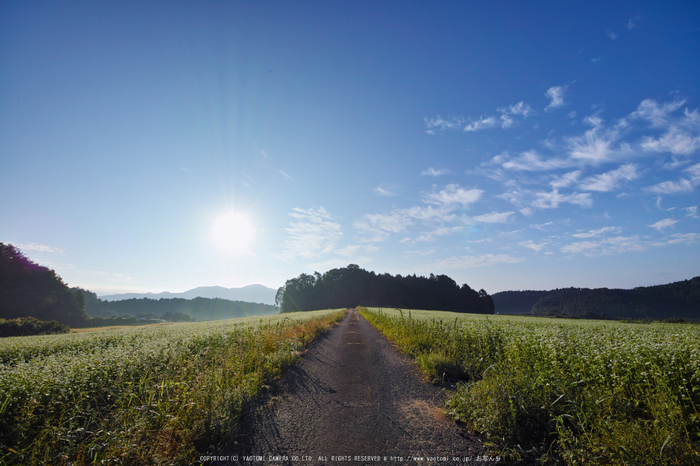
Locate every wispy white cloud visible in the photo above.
<box><xmin>519</xmin><ymin>240</ymin><xmax>546</xmax><ymax>252</ymax></box>
<box><xmin>334</xmin><ymin>244</ymin><xmax>362</xmax><ymax>257</ymax></box>
<box><xmin>572</xmin><ymin>226</ymin><xmax>622</xmax><ymax>238</ymax></box>
<box><xmin>685</xmin><ymin>206</ymin><xmax>698</xmax><ymax>218</ymax></box>
<box><xmin>354</xmin><ymin>211</ymin><xmax>414</xmax><ymax>242</ymax></box>
<box><xmin>531</xmin><ymin>189</ymin><xmax>593</xmax><ymax>209</ymax></box>
<box><xmin>665</xmin><ymin>233</ymin><xmax>700</xmax><ymax>245</ymax></box>
<box><xmin>355</xmin><ymin>184</ymin><xmax>482</xmax><ymax>243</ymax></box>
<box><xmin>502</xmin><ymin>150</ymin><xmax>572</xmax><ymax>171</ymax></box>
<box><xmin>15</xmin><ymin>242</ymin><xmax>65</xmax><ymax>254</ymax></box>
<box><xmin>417</xmin><ymin>226</ymin><xmax>464</xmax><ymax>242</ymax></box>
<box><xmin>403</xmin><ymin>205</ymin><xmax>458</xmax><ymax>223</ymax></box>
<box><xmin>662</xmin><ymin>157</ymin><xmax>692</xmax><ymax>170</ymax></box>
<box><xmin>641</xmin><ymin>125</ymin><xmax>700</xmax><ymax>156</ymax></box>
<box><xmin>281</xmin><ymin>207</ymin><xmax>342</xmax><ymax>259</ymax></box>
<box><xmin>424</xmin><ymin>115</ymin><xmax>466</xmax><ymax>134</ymax></box>
<box><xmin>403</xmin><ymin>248</ymin><xmax>436</xmax><ymax>257</ymax></box>
<box><xmin>649</xmin><ymin>218</ymin><xmax>678</xmax><ymax>232</ymax></box>
<box><xmin>566</xmin><ymin>126</ymin><xmax>619</xmax><ymax>163</ymax></box>
<box><xmin>607</xmin><ymin>29</ymin><xmax>618</xmax><ymax>40</ymax></box>
<box><xmin>580</xmin><ymin>163</ymin><xmax>638</xmax><ymax>192</ymax></box>
<box><xmin>648</xmin><ymin>162</ymin><xmax>700</xmax><ymax>194</ymax></box>
<box><xmin>561</xmin><ymin>240</ymin><xmax>600</xmax><ymax>254</ymax></box>
<box><xmin>561</xmin><ymin>236</ymin><xmax>645</xmax><ymax>256</ymax></box>
<box><xmin>472</xmin><ymin>211</ymin><xmax>515</xmax><ymax>223</ymax></box>
<box><xmin>421</xmin><ymin>167</ymin><xmax>449</xmax><ymax>177</ymax></box>
<box><xmin>503</xmin><ymin>101</ymin><xmax>532</xmax><ymax>117</ymax></box>
<box><xmin>464</xmin><ymin>116</ymin><xmax>499</xmax><ymax>132</ymax></box>
<box><xmin>373</xmin><ymin>186</ymin><xmax>397</xmax><ymax>196</ymax></box>
<box><xmin>498</xmin><ymin>101</ymin><xmax>533</xmax><ymax>128</ymax></box>
<box><xmin>648</xmin><ymin>178</ymin><xmax>696</xmax><ymax>194</ymax></box>
<box><xmin>429</xmin><ymin>253</ymin><xmax>523</xmax><ymax>270</ymax></box>
<box><xmin>630</xmin><ymin>99</ymin><xmax>686</xmax><ymax>128</ymax></box>
<box><xmin>545</xmin><ymin>86</ymin><xmax>566</xmax><ymax>111</ymax></box>
<box><xmin>531</xmin><ymin>221</ymin><xmax>555</xmax><ymax>231</ymax></box>
<box><xmin>551</xmin><ymin>170</ymin><xmax>582</xmax><ymax>189</ymax></box>
<box><xmin>431</xmin><ymin>101</ymin><xmax>532</xmax><ymax>135</ymax></box>
<box><xmin>424</xmin><ymin>184</ymin><xmax>483</xmax><ymax>206</ymax></box>
<box><xmin>627</xmin><ymin>15</ymin><xmax>641</xmax><ymax>30</ymax></box>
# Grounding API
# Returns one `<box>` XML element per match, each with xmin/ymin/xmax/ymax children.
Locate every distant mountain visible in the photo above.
<box><xmin>99</xmin><ymin>284</ymin><xmax>277</xmax><ymax>305</ymax></box>
<box><xmin>492</xmin><ymin>277</ymin><xmax>700</xmax><ymax>320</ymax></box>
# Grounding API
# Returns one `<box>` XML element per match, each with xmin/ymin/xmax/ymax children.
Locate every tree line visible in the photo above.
<box><xmin>492</xmin><ymin>277</ymin><xmax>700</xmax><ymax>320</ymax></box>
<box><xmin>276</xmin><ymin>264</ymin><xmax>494</xmax><ymax>314</ymax></box>
<box><xmin>79</xmin><ymin>288</ymin><xmax>278</xmax><ymax>322</ymax></box>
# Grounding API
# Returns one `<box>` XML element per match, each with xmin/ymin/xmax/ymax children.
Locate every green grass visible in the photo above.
<box><xmin>0</xmin><ymin>309</ymin><xmax>347</xmax><ymax>465</ymax></box>
<box><xmin>360</xmin><ymin>307</ymin><xmax>700</xmax><ymax>465</ymax></box>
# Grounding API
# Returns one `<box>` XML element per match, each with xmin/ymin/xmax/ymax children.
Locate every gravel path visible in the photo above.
<box><xmin>215</xmin><ymin>309</ymin><xmax>490</xmax><ymax>465</ymax></box>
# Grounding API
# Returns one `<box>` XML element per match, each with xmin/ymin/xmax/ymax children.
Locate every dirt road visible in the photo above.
<box><xmin>219</xmin><ymin>309</ymin><xmax>488</xmax><ymax>465</ymax></box>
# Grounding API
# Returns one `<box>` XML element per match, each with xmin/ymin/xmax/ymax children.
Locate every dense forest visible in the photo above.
<box><xmin>77</xmin><ymin>288</ymin><xmax>278</xmax><ymax>321</ymax></box>
<box><xmin>276</xmin><ymin>264</ymin><xmax>494</xmax><ymax>314</ymax></box>
<box><xmin>493</xmin><ymin>277</ymin><xmax>700</xmax><ymax>320</ymax></box>
<box><xmin>0</xmin><ymin>243</ymin><xmax>89</xmax><ymax>326</ymax></box>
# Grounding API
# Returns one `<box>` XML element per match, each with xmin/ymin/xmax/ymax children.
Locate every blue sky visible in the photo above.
<box><xmin>1</xmin><ymin>1</ymin><xmax>699</xmax><ymax>296</ymax></box>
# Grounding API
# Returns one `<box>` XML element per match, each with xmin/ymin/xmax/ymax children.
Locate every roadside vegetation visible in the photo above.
<box><xmin>359</xmin><ymin>307</ymin><xmax>700</xmax><ymax>465</ymax></box>
<box><xmin>0</xmin><ymin>309</ymin><xmax>346</xmax><ymax>465</ymax></box>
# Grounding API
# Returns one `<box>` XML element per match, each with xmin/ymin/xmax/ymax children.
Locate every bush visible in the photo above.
<box><xmin>0</xmin><ymin>317</ymin><xmax>70</xmax><ymax>338</ymax></box>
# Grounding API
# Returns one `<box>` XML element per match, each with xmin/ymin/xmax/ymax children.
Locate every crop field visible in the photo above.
<box><xmin>360</xmin><ymin>307</ymin><xmax>700</xmax><ymax>465</ymax></box>
<box><xmin>0</xmin><ymin>309</ymin><xmax>347</xmax><ymax>465</ymax></box>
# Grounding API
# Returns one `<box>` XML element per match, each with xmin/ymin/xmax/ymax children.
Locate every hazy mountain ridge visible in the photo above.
<box><xmin>99</xmin><ymin>284</ymin><xmax>277</xmax><ymax>305</ymax></box>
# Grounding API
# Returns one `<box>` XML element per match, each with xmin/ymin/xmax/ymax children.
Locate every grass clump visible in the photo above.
<box><xmin>0</xmin><ymin>309</ymin><xmax>346</xmax><ymax>465</ymax></box>
<box><xmin>360</xmin><ymin>307</ymin><xmax>700</xmax><ymax>465</ymax></box>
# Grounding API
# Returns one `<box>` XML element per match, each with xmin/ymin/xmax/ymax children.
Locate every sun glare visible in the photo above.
<box><xmin>211</xmin><ymin>211</ymin><xmax>255</xmax><ymax>256</ymax></box>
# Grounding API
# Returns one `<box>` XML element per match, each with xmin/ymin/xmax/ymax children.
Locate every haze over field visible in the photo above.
<box><xmin>1</xmin><ymin>2</ymin><xmax>699</xmax><ymax>296</ymax></box>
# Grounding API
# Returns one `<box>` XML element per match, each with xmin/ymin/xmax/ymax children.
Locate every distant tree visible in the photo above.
<box><xmin>479</xmin><ymin>289</ymin><xmax>496</xmax><ymax>314</ymax></box>
<box><xmin>73</xmin><ymin>287</ymin><xmax>104</xmax><ymax>316</ymax></box>
<box><xmin>0</xmin><ymin>243</ymin><xmax>89</xmax><ymax>326</ymax></box>
<box><xmin>162</xmin><ymin>311</ymin><xmax>194</xmax><ymax>322</ymax></box>
<box><xmin>275</xmin><ymin>285</ymin><xmax>285</xmax><ymax>308</ymax></box>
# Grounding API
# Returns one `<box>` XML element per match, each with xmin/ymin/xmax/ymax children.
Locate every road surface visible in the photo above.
<box><xmin>219</xmin><ymin>309</ymin><xmax>490</xmax><ymax>465</ymax></box>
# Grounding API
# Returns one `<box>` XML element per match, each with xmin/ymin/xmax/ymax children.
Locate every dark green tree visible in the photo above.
<box><xmin>0</xmin><ymin>243</ymin><xmax>89</xmax><ymax>326</ymax></box>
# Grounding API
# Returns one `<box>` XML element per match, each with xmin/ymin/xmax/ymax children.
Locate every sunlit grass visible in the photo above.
<box><xmin>360</xmin><ymin>307</ymin><xmax>700</xmax><ymax>465</ymax></box>
<box><xmin>0</xmin><ymin>309</ymin><xmax>347</xmax><ymax>465</ymax></box>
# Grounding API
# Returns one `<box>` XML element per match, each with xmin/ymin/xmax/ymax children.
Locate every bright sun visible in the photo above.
<box><xmin>211</xmin><ymin>211</ymin><xmax>255</xmax><ymax>256</ymax></box>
